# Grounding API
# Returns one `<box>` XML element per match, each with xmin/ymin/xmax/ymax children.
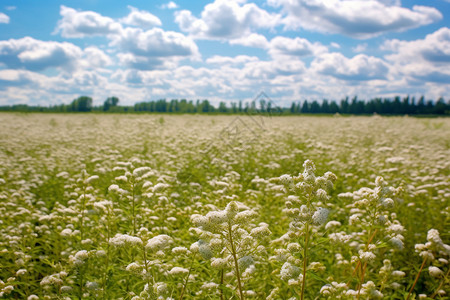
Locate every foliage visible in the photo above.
<box><xmin>1</xmin><ymin>95</ymin><xmax>450</xmax><ymax>115</ymax></box>
<box><xmin>0</xmin><ymin>114</ymin><xmax>449</xmax><ymax>299</ymax></box>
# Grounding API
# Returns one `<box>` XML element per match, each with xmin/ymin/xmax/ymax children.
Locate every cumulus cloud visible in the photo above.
<box><xmin>0</xmin><ymin>12</ymin><xmax>10</xmax><ymax>23</ymax></box>
<box><xmin>230</xmin><ymin>33</ymin><xmax>269</xmax><ymax>48</ymax></box>
<box><xmin>382</xmin><ymin>27</ymin><xmax>450</xmax><ymax>83</ymax></box>
<box><xmin>383</xmin><ymin>27</ymin><xmax>450</xmax><ymax>64</ymax></box>
<box><xmin>110</xmin><ymin>27</ymin><xmax>199</xmax><ymax>69</ymax></box>
<box><xmin>0</xmin><ymin>37</ymin><xmax>111</xmax><ymax>72</ymax></box>
<box><xmin>206</xmin><ymin>55</ymin><xmax>259</xmax><ymax>65</ymax></box>
<box><xmin>53</xmin><ymin>6</ymin><xmax>199</xmax><ymax>71</ymax></box>
<box><xmin>175</xmin><ymin>0</ymin><xmax>280</xmax><ymax>40</ymax></box>
<box><xmin>0</xmin><ymin>37</ymin><xmax>82</xmax><ymax>71</ymax></box>
<box><xmin>82</xmin><ymin>46</ymin><xmax>113</xmax><ymax>69</ymax></box>
<box><xmin>352</xmin><ymin>43</ymin><xmax>368</xmax><ymax>53</ymax></box>
<box><xmin>120</xmin><ymin>6</ymin><xmax>162</xmax><ymax>28</ymax></box>
<box><xmin>55</xmin><ymin>5</ymin><xmax>122</xmax><ymax>38</ymax></box>
<box><xmin>0</xmin><ymin>70</ymin><xmax>38</xmax><ymax>91</ymax></box>
<box><xmin>161</xmin><ymin>1</ymin><xmax>179</xmax><ymax>9</ymax></box>
<box><xmin>268</xmin><ymin>36</ymin><xmax>328</xmax><ymax>57</ymax></box>
<box><xmin>311</xmin><ymin>52</ymin><xmax>389</xmax><ymax>80</ymax></box>
<box><xmin>268</xmin><ymin>0</ymin><xmax>442</xmax><ymax>39</ymax></box>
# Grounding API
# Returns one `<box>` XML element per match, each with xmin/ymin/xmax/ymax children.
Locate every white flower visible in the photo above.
<box><xmin>280</xmin><ymin>262</ymin><xmax>300</xmax><ymax>281</ymax></box>
<box><xmin>325</xmin><ymin>221</ymin><xmax>341</xmax><ymax>230</ymax></box>
<box><xmin>429</xmin><ymin>266</ymin><xmax>444</xmax><ymax>278</ymax></box>
<box><xmin>238</xmin><ymin>255</ymin><xmax>254</xmax><ymax>270</ymax></box>
<box><xmin>168</xmin><ymin>267</ymin><xmax>189</xmax><ymax>275</ymax></box>
<box><xmin>312</xmin><ymin>207</ymin><xmax>329</xmax><ymax>225</ymax></box>
<box><xmin>146</xmin><ymin>235</ymin><xmax>172</xmax><ymax>252</ymax></box>
<box><xmin>172</xmin><ymin>246</ymin><xmax>188</xmax><ymax>255</ymax></box>
<box><xmin>211</xmin><ymin>257</ymin><xmax>228</xmax><ymax>269</ymax></box>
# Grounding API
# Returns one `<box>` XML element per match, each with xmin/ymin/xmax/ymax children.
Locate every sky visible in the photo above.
<box><xmin>0</xmin><ymin>0</ymin><xmax>449</xmax><ymax>107</ymax></box>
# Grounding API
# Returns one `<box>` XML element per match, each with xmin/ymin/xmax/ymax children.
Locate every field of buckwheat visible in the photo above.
<box><xmin>0</xmin><ymin>113</ymin><xmax>449</xmax><ymax>300</ymax></box>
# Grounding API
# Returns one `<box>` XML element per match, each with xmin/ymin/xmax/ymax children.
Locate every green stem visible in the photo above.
<box><xmin>142</xmin><ymin>244</ymin><xmax>152</xmax><ymax>288</ymax></box>
<box><xmin>80</xmin><ymin>185</ymin><xmax>87</xmax><ymax>242</ymax></box>
<box><xmin>430</xmin><ymin>266</ymin><xmax>450</xmax><ymax>299</ymax></box>
<box><xmin>179</xmin><ymin>253</ymin><xmax>195</xmax><ymax>300</ymax></box>
<box><xmin>406</xmin><ymin>256</ymin><xmax>427</xmax><ymax>300</ymax></box>
<box><xmin>228</xmin><ymin>222</ymin><xmax>244</xmax><ymax>300</ymax></box>
<box><xmin>300</xmin><ymin>222</ymin><xmax>309</xmax><ymax>300</ymax></box>
<box><xmin>132</xmin><ymin>182</ymin><xmax>136</xmax><ymax>235</ymax></box>
<box><xmin>219</xmin><ymin>268</ymin><xmax>224</xmax><ymax>300</ymax></box>
<box><xmin>103</xmin><ymin>209</ymin><xmax>111</xmax><ymax>299</ymax></box>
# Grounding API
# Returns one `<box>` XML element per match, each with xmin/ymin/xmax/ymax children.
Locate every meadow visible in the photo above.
<box><xmin>0</xmin><ymin>113</ymin><xmax>448</xmax><ymax>299</ymax></box>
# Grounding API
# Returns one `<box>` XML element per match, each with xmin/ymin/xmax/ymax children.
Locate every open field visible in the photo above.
<box><xmin>0</xmin><ymin>113</ymin><xmax>449</xmax><ymax>299</ymax></box>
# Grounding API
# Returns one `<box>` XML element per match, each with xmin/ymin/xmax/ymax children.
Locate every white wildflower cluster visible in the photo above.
<box><xmin>344</xmin><ymin>281</ymin><xmax>383</xmax><ymax>299</ymax></box>
<box><xmin>136</xmin><ymin>282</ymin><xmax>168</xmax><ymax>299</ymax></box>
<box><xmin>69</xmin><ymin>250</ymin><xmax>90</xmax><ymax>266</ymax></box>
<box><xmin>0</xmin><ymin>278</ymin><xmax>15</xmax><ymax>297</ymax></box>
<box><xmin>414</xmin><ymin>228</ymin><xmax>449</xmax><ymax>284</ymax></box>
<box><xmin>280</xmin><ymin>160</ymin><xmax>336</xmax><ymax>229</ymax></box>
<box><xmin>110</xmin><ymin>162</ymin><xmax>156</xmax><ymax>196</ymax></box>
<box><xmin>145</xmin><ymin>234</ymin><xmax>173</xmax><ymax>253</ymax></box>
<box><xmin>319</xmin><ymin>281</ymin><xmax>348</xmax><ymax>299</ymax></box>
<box><xmin>415</xmin><ymin>228</ymin><xmax>450</xmax><ymax>261</ymax></box>
<box><xmin>342</xmin><ymin>176</ymin><xmax>402</xmax><ymax>227</ymax></box>
<box><xmin>337</xmin><ymin>176</ymin><xmax>406</xmax><ymax>297</ymax></box>
<box><xmin>378</xmin><ymin>259</ymin><xmax>405</xmax><ymax>290</ymax></box>
<box><xmin>40</xmin><ymin>271</ymin><xmax>67</xmax><ymax>290</ymax></box>
<box><xmin>109</xmin><ymin>233</ymin><xmax>143</xmax><ymax>248</ymax></box>
<box><xmin>274</xmin><ymin>160</ymin><xmax>336</xmax><ymax>286</ymax></box>
<box><xmin>190</xmin><ymin>201</ymin><xmax>271</xmax><ymax>294</ymax></box>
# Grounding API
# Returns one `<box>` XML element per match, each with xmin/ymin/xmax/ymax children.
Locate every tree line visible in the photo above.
<box><xmin>0</xmin><ymin>95</ymin><xmax>449</xmax><ymax>115</ymax></box>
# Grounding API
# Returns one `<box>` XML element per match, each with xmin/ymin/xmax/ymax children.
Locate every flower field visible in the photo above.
<box><xmin>0</xmin><ymin>113</ymin><xmax>449</xmax><ymax>299</ymax></box>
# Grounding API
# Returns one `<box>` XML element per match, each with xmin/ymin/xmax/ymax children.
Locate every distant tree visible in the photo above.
<box><xmin>71</xmin><ymin>96</ymin><xmax>92</xmax><ymax>112</ymax></box>
<box><xmin>340</xmin><ymin>97</ymin><xmax>349</xmax><ymax>114</ymax></box>
<box><xmin>231</xmin><ymin>102</ymin><xmax>238</xmax><ymax>113</ymax></box>
<box><xmin>218</xmin><ymin>101</ymin><xmax>228</xmax><ymax>113</ymax></box>
<box><xmin>301</xmin><ymin>100</ymin><xmax>309</xmax><ymax>113</ymax></box>
<box><xmin>290</xmin><ymin>102</ymin><xmax>296</xmax><ymax>114</ymax></box>
<box><xmin>103</xmin><ymin>96</ymin><xmax>119</xmax><ymax>111</ymax></box>
<box><xmin>321</xmin><ymin>99</ymin><xmax>330</xmax><ymax>113</ymax></box>
<box><xmin>310</xmin><ymin>100</ymin><xmax>320</xmax><ymax>113</ymax></box>
<box><xmin>434</xmin><ymin>97</ymin><xmax>446</xmax><ymax>114</ymax></box>
<box><xmin>329</xmin><ymin>101</ymin><xmax>339</xmax><ymax>114</ymax></box>
<box><xmin>417</xmin><ymin>96</ymin><xmax>425</xmax><ymax>114</ymax></box>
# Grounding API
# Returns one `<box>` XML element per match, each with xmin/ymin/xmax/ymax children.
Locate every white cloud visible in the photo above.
<box><xmin>53</xmin><ymin>6</ymin><xmax>199</xmax><ymax>71</ymax></box>
<box><xmin>175</xmin><ymin>0</ymin><xmax>280</xmax><ymax>40</ymax></box>
<box><xmin>161</xmin><ymin>1</ymin><xmax>179</xmax><ymax>9</ymax></box>
<box><xmin>352</xmin><ymin>43</ymin><xmax>368</xmax><ymax>53</ymax></box>
<box><xmin>109</xmin><ymin>27</ymin><xmax>199</xmax><ymax>69</ymax></box>
<box><xmin>0</xmin><ymin>69</ymin><xmax>40</xmax><ymax>91</ymax></box>
<box><xmin>206</xmin><ymin>55</ymin><xmax>259</xmax><ymax>65</ymax></box>
<box><xmin>311</xmin><ymin>52</ymin><xmax>389</xmax><ymax>80</ymax></box>
<box><xmin>230</xmin><ymin>33</ymin><xmax>269</xmax><ymax>48</ymax></box>
<box><xmin>0</xmin><ymin>37</ymin><xmax>82</xmax><ymax>71</ymax></box>
<box><xmin>55</xmin><ymin>5</ymin><xmax>122</xmax><ymax>38</ymax></box>
<box><xmin>120</xmin><ymin>6</ymin><xmax>162</xmax><ymax>28</ymax></box>
<box><xmin>82</xmin><ymin>46</ymin><xmax>113</xmax><ymax>69</ymax></box>
<box><xmin>382</xmin><ymin>27</ymin><xmax>450</xmax><ymax>83</ymax></box>
<box><xmin>268</xmin><ymin>0</ymin><xmax>442</xmax><ymax>39</ymax></box>
<box><xmin>0</xmin><ymin>37</ymin><xmax>112</xmax><ymax>73</ymax></box>
<box><xmin>0</xmin><ymin>12</ymin><xmax>10</xmax><ymax>24</ymax></box>
<box><xmin>330</xmin><ymin>42</ymin><xmax>341</xmax><ymax>49</ymax></box>
<box><xmin>268</xmin><ymin>36</ymin><xmax>328</xmax><ymax>57</ymax></box>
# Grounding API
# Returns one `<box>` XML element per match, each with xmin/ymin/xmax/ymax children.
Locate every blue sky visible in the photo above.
<box><xmin>0</xmin><ymin>0</ymin><xmax>449</xmax><ymax>106</ymax></box>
